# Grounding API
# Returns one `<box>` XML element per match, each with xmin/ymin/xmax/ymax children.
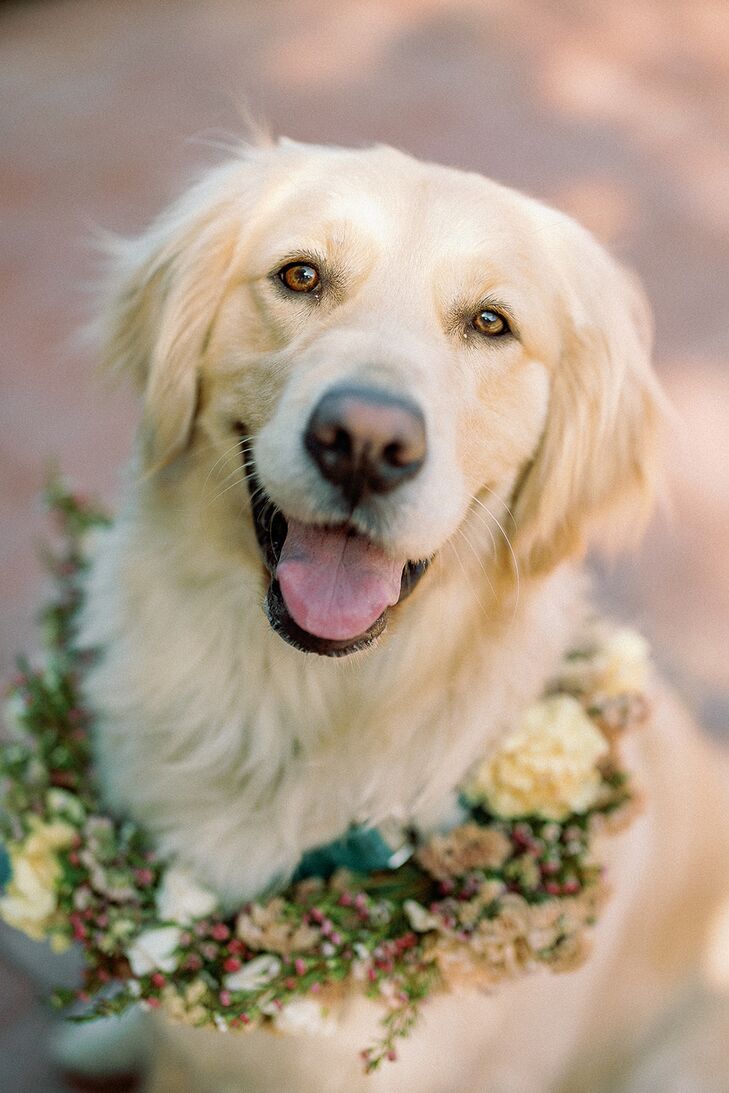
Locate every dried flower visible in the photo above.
<box><xmin>160</xmin><ymin>979</ymin><xmax>210</xmax><ymax>1026</ymax></box>
<box><xmin>416</xmin><ymin>822</ymin><xmax>511</xmax><ymax>881</ymax></box>
<box><xmin>236</xmin><ymin>900</ymin><xmax>319</xmax><ymax>955</ymax></box>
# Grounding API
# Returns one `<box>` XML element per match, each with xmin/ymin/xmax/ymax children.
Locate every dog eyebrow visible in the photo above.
<box><xmin>266</xmin><ymin>249</ymin><xmax>331</xmax><ymax>290</ymax></box>
<box><xmin>479</xmin><ymin>294</ymin><xmax>516</xmax><ymax>319</ymax></box>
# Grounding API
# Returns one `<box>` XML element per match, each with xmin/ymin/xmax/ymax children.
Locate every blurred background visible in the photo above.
<box><xmin>1</xmin><ymin>0</ymin><xmax>728</xmax><ymax>1088</ymax></box>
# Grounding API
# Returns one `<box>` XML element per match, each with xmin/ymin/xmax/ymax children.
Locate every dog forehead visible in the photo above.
<box><xmin>266</xmin><ymin>179</ymin><xmax>398</xmax><ymax>248</ymax></box>
<box><xmin>248</xmin><ymin>146</ymin><xmax>551</xmax><ymax>287</ymax></box>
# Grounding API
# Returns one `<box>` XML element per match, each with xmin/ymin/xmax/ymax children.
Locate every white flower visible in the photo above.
<box><xmin>224</xmin><ymin>954</ymin><xmax>281</xmax><ymax>993</ymax></box>
<box><xmin>259</xmin><ymin>997</ymin><xmax>280</xmax><ymax>1017</ymax></box>
<box><xmin>378</xmin><ymin>978</ymin><xmax>400</xmax><ymax>1004</ymax></box>
<box><xmin>403</xmin><ymin>900</ymin><xmax>439</xmax><ymax>933</ymax></box>
<box><xmin>274</xmin><ymin>998</ymin><xmax>337</xmax><ymax>1036</ymax></box>
<box><xmin>0</xmin><ymin>818</ymin><xmax>76</xmax><ymax>941</ymax></box>
<box><xmin>126</xmin><ymin>925</ymin><xmax>182</xmax><ymax>976</ymax></box>
<box><xmin>596</xmin><ymin>628</ymin><xmax>650</xmax><ymax>696</ymax></box>
<box><xmin>3</xmin><ymin>691</ymin><xmax>29</xmax><ymax>737</ymax></box>
<box><xmin>351</xmin><ymin>960</ymin><xmax>369</xmax><ymax>982</ymax></box>
<box><xmin>368</xmin><ymin>901</ymin><xmax>391</xmax><ymax>926</ymax></box>
<box><xmin>46</xmin><ymin>788</ymin><xmax>85</xmax><ymax>825</ymax></box>
<box><xmin>468</xmin><ymin>695</ymin><xmax>609</xmax><ymax>821</ymax></box>
<box><xmin>351</xmin><ymin>942</ymin><xmax>371</xmax><ymax>981</ymax></box>
<box><xmin>155</xmin><ymin>864</ymin><xmax>218</xmax><ymax>924</ymax></box>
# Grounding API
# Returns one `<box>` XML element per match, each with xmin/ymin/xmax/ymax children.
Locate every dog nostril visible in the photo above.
<box><xmin>382</xmin><ymin>440</ymin><xmax>409</xmax><ymax>468</ymax></box>
<box><xmin>311</xmin><ymin>425</ymin><xmax>353</xmax><ymax>475</ymax></box>
<box><xmin>330</xmin><ymin>427</ymin><xmax>353</xmax><ymax>457</ymax></box>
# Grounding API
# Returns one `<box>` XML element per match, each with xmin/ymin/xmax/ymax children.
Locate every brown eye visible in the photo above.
<box><xmin>279</xmin><ymin>262</ymin><xmax>320</xmax><ymax>293</ymax></box>
<box><xmin>472</xmin><ymin>308</ymin><xmax>509</xmax><ymax>337</ymax></box>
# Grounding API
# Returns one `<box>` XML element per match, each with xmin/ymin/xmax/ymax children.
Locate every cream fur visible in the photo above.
<box><xmin>73</xmin><ymin>141</ymin><xmax>729</xmax><ymax>1091</ymax></box>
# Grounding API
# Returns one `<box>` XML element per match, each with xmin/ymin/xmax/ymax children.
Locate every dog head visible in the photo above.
<box><xmin>99</xmin><ymin>141</ymin><xmax>661</xmax><ymax>656</ymax></box>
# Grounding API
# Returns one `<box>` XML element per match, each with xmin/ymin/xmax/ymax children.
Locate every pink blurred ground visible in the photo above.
<box><xmin>1</xmin><ymin>0</ymin><xmax>728</xmax><ymax>1088</ymax></box>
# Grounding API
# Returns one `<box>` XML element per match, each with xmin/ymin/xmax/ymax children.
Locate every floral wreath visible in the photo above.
<box><xmin>0</xmin><ymin>483</ymin><xmax>650</xmax><ymax>1072</ymax></box>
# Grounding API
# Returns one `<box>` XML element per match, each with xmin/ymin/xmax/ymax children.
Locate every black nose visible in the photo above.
<box><xmin>304</xmin><ymin>385</ymin><xmax>427</xmax><ymax>506</ymax></box>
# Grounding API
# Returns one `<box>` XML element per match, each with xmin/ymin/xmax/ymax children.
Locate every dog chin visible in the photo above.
<box><xmin>239</xmin><ymin>430</ymin><xmax>430</xmax><ymax>657</ymax></box>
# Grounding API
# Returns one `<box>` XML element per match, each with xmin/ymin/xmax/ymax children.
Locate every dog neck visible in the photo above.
<box><xmin>79</xmin><ymin>467</ymin><xmax>586</xmax><ymax>903</ymax></box>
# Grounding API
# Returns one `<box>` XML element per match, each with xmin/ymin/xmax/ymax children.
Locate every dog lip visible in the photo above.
<box><xmin>238</xmin><ymin>429</ymin><xmax>288</xmax><ymax>573</ymax></box>
<box><xmin>237</xmin><ymin>426</ymin><xmax>431</xmax><ymax>655</ymax></box>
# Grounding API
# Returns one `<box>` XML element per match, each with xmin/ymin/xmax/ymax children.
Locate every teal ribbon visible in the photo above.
<box><xmin>293</xmin><ymin>825</ymin><xmax>408</xmax><ymax>881</ymax></box>
<box><xmin>0</xmin><ymin>829</ymin><xmax>402</xmax><ymax>896</ymax></box>
<box><xmin>0</xmin><ymin>844</ymin><xmax>10</xmax><ymax>892</ymax></box>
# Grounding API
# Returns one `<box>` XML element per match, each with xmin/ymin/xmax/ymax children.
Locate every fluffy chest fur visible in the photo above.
<box><xmin>78</xmin><ymin>478</ymin><xmax>580</xmax><ymax>906</ymax></box>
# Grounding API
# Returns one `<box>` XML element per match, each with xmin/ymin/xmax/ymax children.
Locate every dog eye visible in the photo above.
<box><xmin>472</xmin><ymin>308</ymin><xmax>509</xmax><ymax>337</ymax></box>
<box><xmin>278</xmin><ymin>262</ymin><xmax>321</xmax><ymax>293</ymax></box>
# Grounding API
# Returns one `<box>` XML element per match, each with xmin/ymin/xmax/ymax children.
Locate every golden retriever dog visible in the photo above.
<box><xmin>69</xmin><ymin>140</ymin><xmax>729</xmax><ymax>1092</ymax></box>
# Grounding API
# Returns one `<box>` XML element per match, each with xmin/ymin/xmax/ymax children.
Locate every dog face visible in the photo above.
<box><xmin>101</xmin><ymin>141</ymin><xmax>660</xmax><ymax>656</ymax></box>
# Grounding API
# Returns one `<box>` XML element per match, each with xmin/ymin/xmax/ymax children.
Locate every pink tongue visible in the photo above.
<box><xmin>276</xmin><ymin>520</ymin><xmax>405</xmax><ymax>642</ymax></box>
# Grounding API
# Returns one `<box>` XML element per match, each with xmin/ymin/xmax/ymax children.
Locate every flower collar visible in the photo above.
<box><xmin>0</xmin><ymin>484</ymin><xmax>649</xmax><ymax>1072</ymax></box>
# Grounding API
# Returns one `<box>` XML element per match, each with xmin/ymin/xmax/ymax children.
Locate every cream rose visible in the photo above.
<box><xmin>0</xmin><ymin>817</ymin><xmax>76</xmax><ymax>941</ymax></box>
<box><xmin>468</xmin><ymin>695</ymin><xmax>609</xmax><ymax>820</ymax></box>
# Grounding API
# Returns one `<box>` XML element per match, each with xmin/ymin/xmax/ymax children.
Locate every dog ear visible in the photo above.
<box><xmin>98</xmin><ymin>169</ymin><xmax>245</xmax><ymax>473</ymax></box>
<box><xmin>510</xmin><ymin>224</ymin><xmax>665</xmax><ymax>575</ymax></box>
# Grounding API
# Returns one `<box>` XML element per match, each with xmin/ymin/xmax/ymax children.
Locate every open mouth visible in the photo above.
<box><xmin>239</xmin><ymin>430</ymin><xmax>430</xmax><ymax>657</ymax></box>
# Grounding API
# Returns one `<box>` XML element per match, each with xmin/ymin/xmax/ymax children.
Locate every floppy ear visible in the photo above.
<box><xmin>511</xmin><ymin>224</ymin><xmax>665</xmax><ymax>575</ymax></box>
<box><xmin>98</xmin><ymin>170</ymin><xmax>245</xmax><ymax>473</ymax></box>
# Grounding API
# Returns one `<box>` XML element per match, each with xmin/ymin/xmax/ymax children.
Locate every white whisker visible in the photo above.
<box><xmin>463</xmin><ymin>503</ymin><xmax>498</xmax><ymax>558</ymax></box>
<box><xmin>213</xmin><ymin>459</ymin><xmax>255</xmax><ymax>493</ymax></box>
<box><xmin>449</xmin><ymin>533</ymin><xmax>489</xmax><ymax>622</ymax></box>
<box><xmin>203</xmin><ymin>439</ymin><xmax>246</xmax><ymax>492</ymax></box>
<box><xmin>457</xmin><ymin>525</ymin><xmax>496</xmax><ymax>607</ymax></box>
<box><xmin>470</xmin><ymin>494</ymin><xmax>520</xmax><ymax>619</ymax></box>
<box><xmin>477</xmin><ymin>483</ymin><xmax>518</xmax><ymax>527</ymax></box>
<box><xmin>206</xmin><ymin>474</ymin><xmax>255</xmax><ymax>509</ymax></box>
